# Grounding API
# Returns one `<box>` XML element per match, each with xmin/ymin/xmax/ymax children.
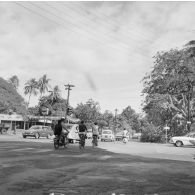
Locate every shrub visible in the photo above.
<box><xmin>140</xmin><ymin>124</ymin><xmax>165</xmax><ymax>143</ymax></box>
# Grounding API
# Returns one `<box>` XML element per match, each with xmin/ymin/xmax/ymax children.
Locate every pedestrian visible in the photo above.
<box><xmin>92</xmin><ymin>122</ymin><xmax>99</xmax><ymax>147</ymax></box>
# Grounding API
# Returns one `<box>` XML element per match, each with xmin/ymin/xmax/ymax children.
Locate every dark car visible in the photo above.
<box><xmin>22</xmin><ymin>125</ymin><xmax>53</xmax><ymax>139</ymax></box>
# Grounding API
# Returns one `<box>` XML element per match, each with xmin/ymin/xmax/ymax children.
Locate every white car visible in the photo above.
<box><xmin>170</xmin><ymin>132</ymin><xmax>195</xmax><ymax>147</ymax></box>
<box><xmin>101</xmin><ymin>130</ymin><xmax>115</xmax><ymax>142</ymax></box>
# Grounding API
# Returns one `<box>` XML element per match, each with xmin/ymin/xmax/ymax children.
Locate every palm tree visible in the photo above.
<box><xmin>8</xmin><ymin>75</ymin><xmax>19</xmax><ymax>90</ymax></box>
<box><xmin>24</xmin><ymin>78</ymin><xmax>39</xmax><ymax>108</ymax></box>
<box><xmin>49</xmin><ymin>85</ymin><xmax>61</xmax><ymax>105</ymax></box>
<box><xmin>38</xmin><ymin>74</ymin><xmax>50</xmax><ymax>98</ymax></box>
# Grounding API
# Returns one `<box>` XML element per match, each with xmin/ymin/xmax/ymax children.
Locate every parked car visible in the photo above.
<box><xmin>101</xmin><ymin>130</ymin><xmax>115</xmax><ymax>142</ymax></box>
<box><xmin>132</xmin><ymin>133</ymin><xmax>142</xmax><ymax>139</ymax></box>
<box><xmin>115</xmin><ymin>131</ymin><xmax>123</xmax><ymax>141</ymax></box>
<box><xmin>170</xmin><ymin>132</ymin><xmax>195</xmax><ymax>147</ymax></box>
<box><xmin>22</xmin><ymin>125</ymin><xmax>53</xmax><ymax>139</ymax></box>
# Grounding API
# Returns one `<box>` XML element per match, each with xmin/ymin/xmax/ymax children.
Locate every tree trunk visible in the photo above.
<box><xmin>27</xmin><ymin>93</ymin><xmax>32</xmax><ymax>108</ymax></box>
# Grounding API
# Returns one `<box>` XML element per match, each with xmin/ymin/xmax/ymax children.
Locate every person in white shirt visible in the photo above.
<box><xmin>92</xmin><ymin>122</ymin><xmax>99</xmax><ymax>147</ymax></box>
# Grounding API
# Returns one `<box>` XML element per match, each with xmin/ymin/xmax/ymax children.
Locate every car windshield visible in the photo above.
<box><xmin>186</xmin><ymin>133</ymin><xmax>195</xmax><ymax>137</ymax></box>
<box><xmin>102</xmin><ymin>131</ymin><xmax>112</xmax><ymax>134</ymax></box>
<box><xmin>29</xmin><ymin>126</ymin><xmax>41</xmax><ymax>130</ymax></box>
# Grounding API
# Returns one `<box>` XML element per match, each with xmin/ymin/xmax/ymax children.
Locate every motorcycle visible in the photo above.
<box><xmin>54</xmin><ymin>130</ymin><xmax>69</xmax><ymax>150</ymax></box>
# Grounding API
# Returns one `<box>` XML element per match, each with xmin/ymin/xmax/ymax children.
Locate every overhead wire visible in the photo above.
<box><xmin>43</xmin><ymin>2</ymin><xmax>154</xmax><ymax>59</ymax></box>
<box><xmin>26</xmin><ymin>2</ymin><xmax>153</xmax><ymax>62</ymax></box>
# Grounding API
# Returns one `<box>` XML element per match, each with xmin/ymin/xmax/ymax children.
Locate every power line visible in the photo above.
<box><xmin>14</xmin><ymin>2</ymin><xmax>69</xmax><ymax>31</ymax></box>
<box><xmin>27</xmin><ymin>2</ymin><xmax>153</xmax><ymax>61</ymax></box>
<box><xmin>68</xmin><ymin>1</ymin><xmax>169</xmax><ymax>50</ymax></box>
<box><xmin>14</xmin><ymin>1</ymin><xmax>158</xmax><ymax>74</ymax></box>
<box><xmin>64</xmin><ymin>2</ymin><xmax>153</xmax><ymax>43</ymax></box>
<box><xmin>44</xmin><ymin>2</ymin><xmax>154</xmax><ymax>58</ymax></box>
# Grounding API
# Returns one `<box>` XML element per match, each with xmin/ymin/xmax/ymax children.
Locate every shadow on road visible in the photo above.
<box><xmin>0</xmin><ymin>141</ymin><xmax>195</xmax><ymax>195</ymax></box>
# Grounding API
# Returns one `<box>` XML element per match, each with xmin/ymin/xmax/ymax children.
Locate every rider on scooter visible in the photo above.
<box><xmin>122</xmin><ymin>128</ymin><xmax>129</xmax><ymax>142</ymax></box>
<box><xmin>54</xmin><ymin>118</ymin><xmax>68</xmax><ymax>143</ymax></box>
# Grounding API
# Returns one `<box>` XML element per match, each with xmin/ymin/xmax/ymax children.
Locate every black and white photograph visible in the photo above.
<box><xmin>0</xmin><ymin>1</ymin><xmax>195</xmax><ymax>195</ymax></box>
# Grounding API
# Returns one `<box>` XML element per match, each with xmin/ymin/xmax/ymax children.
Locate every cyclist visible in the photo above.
<box><xmin>78</xmin><ymin>120</ymin><xmax>87</xmax><ymax>149</ymax></box>
<box><xmin>92</xmin><ymin>122</ymin><xmax>99</xmax><ymax>147</ymax></box>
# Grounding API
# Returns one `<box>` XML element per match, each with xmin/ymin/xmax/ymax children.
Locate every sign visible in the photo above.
<box><xmin>164</xmin><ymin>126</ymin><xmax>170</xmax><ymax>130</ymax></box>
<box><xmin>0</xmin><ymin>114</ymin><xmax>24</xmax><ymax>121</ymax></box>
<box><xmin>41</xmin><ymin>107</ymin><xmax>49</xmax><ymax>116</ymax></box>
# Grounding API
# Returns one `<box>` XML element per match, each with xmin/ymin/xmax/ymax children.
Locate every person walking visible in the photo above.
<box><xmin>92</xmin><ymin>122</ymin><xmax>99</xmax><ymax>147</ymax></box>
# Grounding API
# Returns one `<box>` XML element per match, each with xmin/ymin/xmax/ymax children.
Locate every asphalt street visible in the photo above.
<box><xmin>0</xmin><ymin>135</ymin><xmax>195</xmax><ymax>195</ymax></box>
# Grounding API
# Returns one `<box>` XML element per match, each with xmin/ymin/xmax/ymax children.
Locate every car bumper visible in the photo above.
<box><xmin>101</xmin><ymin>137</ymin><xmax>113</xmax><ymax>140</ymax></box>
<box><xmin>189</xmin><ymin>140</ymin><xmax>195</xmax><ymax>145</ymax></box>
<box><xmin>23</xmin><ymin>133</ymin><xmax>35</xmax><ymax>136</ymax></box>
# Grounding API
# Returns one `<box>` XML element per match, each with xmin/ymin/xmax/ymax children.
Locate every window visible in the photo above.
<box><xmin>30</xmin><ymin>126</ymin><xmax>40</xmax><ymax>130</ymax></box>
<box><xmin>102</xmin><ymin>131</ymin><xmax>111</xmax><ymax>134</ymax></box>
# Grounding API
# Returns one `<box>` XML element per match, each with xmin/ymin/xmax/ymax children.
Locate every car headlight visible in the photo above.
<box><xmin>169</xmin><ymin>138</ymin><xmax>174</xmax><ymax>143</ymax></box>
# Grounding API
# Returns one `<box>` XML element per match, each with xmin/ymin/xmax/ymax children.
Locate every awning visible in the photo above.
<box><xmin>27</xmin><ymin>115</ymin><xmax>80</xmax><ymax>123</ymax></box>
<box><xmin>38</xmin><ymin>119</ymin><xmax>52</xmax><ymax>124</ymax></box>
<box><xmin>0</xmin><ymin>114</ymin><xmax>24</xmax><ymax>121</ymax></box>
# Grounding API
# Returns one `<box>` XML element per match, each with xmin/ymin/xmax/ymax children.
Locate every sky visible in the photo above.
<box><xmin>0</xmin><ymin>1</ymin><xmax>195</xmax><ymax>114</ymax></box>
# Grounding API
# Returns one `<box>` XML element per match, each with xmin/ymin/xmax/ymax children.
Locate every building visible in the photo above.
<box><xmin>0</xmin><ymin>114</ymin><xmax>80</xmax><ymax>130</ymax></box>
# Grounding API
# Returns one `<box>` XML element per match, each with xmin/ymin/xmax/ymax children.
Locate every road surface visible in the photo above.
<box><xmin>0</xmin><ymin>135</ymin><xmax>195</xmax><ymax>195</ymax></box>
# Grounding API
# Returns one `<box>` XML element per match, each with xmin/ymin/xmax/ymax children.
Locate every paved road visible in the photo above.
<box><xmin>98</xmin><ymin>140</ymin><xmax>195</xmax><ymax>162</ymax></box>
<box><xmin>0</xmin><ymin>135</ymin><xmax>195</xmax><ymax>195</ymax></box>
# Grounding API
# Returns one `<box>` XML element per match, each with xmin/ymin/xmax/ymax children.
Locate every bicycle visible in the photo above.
<box><xmin>92</xmin><ymin>135</ymin><xmax>98</xmax><ymax>148</ymax></box>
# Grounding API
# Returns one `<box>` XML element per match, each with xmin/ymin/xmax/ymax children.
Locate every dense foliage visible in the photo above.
<box><xmin>142</xmin><ymin>41</ymin><xmax>195</xmax><ymax>142</ymax></box>
<box><xmin>0</xmin><ymin>77</ymin><xmax>27</xmax><ymax>115</ymax></box>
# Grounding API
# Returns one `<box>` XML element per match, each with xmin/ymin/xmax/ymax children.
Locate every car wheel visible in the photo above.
<box><xmin>23</xmin><ymin>135</ymin><xmax>26</xmax><ymax>138</ymax></box>
<box><xmin>175</xmin><ymin>141</ymin><xmax>183</xmax><ymax>147</ymax></box>
<box><xmin>35</xmin><ymin>133</ymin><xmax>39</xmax><ymax>139</ymax></box>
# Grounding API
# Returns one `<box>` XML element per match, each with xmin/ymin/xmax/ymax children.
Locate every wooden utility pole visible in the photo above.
<box><xmin>114</xmin><ymin>108</ymin><xmax>118</xmax><ymax>134</ymax></box>
<box><xmin>64</xmin><ymin>84</ymin><xmax>75</xmax><ymax>119</ymax></box>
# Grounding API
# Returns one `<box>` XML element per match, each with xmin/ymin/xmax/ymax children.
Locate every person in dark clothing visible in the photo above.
<box><xmin>54</xmin><ymin>119</ymin><xmax>63</xmax><ymax>136</ymax></box>
<box><xmin>54</xmin><ymin>118</ymin><xmax>68</xmax><ymax>143</ymax></box>
<box><xmin>54</xmin><ymin>118</ymin><xmax>67</xmax><ymax>136</ymax></box>
<box><xmin>78</xmin><ymin>120</ymin><xmax>87</xmax><ymax>133</ymax></box>
<box><xmin>78</xmin><ymin>121</ymin><xmax>87</xmax><ymax>149</ymax></box>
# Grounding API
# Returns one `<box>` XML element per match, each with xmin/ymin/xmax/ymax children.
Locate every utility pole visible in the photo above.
<box><xmin>187</xmin><ymin>81</ymin><xmax>192</xmax><ymax>131</ymax></box>
<box><xmin>114</xmin><ymin>108</ymin><xmax>118</xmax><ymax>134</ymax></box>
<box><xmin>64</xmin><ymin>84</ymin><xmax>75</xmax><ymax>120</ymax></box>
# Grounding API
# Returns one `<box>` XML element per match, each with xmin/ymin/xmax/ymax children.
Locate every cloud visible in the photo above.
<box><xmin>0</xmin><ymin>2</ymin><xmax>195</xmax><ymax>113</ymax></box>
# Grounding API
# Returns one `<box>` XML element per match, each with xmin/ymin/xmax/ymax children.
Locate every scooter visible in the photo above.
<box><xmin>122</xmin><ymin>137</ymin><xmax>128</xmax><ymax>144</ymax></box>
